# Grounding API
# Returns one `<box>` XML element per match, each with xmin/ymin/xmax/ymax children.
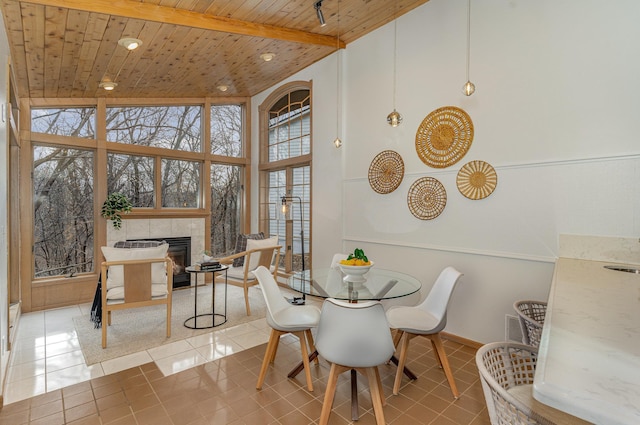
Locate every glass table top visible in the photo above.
<box><xmin>286</xmin><ymin>267</ymin><xmax>421</xmax><ymax>302</ymax></box>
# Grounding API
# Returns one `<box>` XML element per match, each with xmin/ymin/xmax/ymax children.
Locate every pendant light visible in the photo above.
<box><xmin>462</xmin><ymin>0</ymin><xmax>475</xmax><ymax>96</ymax></box>
<box><xmin>334</xmin><ymin>0</ymin><xmax>343</xmax><ymax>148</ymax></box>
<box><xmin>387</xmin><ymin>1</ymin><xmax>402</xmax><ymax>127</ymax></box>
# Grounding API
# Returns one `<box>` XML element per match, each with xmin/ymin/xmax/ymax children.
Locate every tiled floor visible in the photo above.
<box><xmin>1</xmin><ymin>294</ymin><xmax>491</xmax><ymax>424</ymax></box>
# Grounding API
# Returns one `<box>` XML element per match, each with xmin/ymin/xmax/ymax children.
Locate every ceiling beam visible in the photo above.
<box><xmin>22</xmin><ymin>0</ymin><xmax>346</xmax><ymax>48</ymax></box>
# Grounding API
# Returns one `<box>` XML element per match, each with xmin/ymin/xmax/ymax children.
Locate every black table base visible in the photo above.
<box><xmin>184</xmin><ymin>312</ymin><xmax>227</xmax><ymax>329</ymax></box>
<box><xmin>184</xmin><ymin>266</ymin><xmax>228</xmax><ymax>330</ymax></box>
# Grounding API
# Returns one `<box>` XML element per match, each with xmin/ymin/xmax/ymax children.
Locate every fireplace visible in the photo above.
<box><xmin>128</xmin><ymin>237</ymin><xmax>191</xmax><ymax>289</ymax></box>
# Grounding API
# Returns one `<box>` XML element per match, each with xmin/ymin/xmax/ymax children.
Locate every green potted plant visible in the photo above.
<box><xmin>101</xmin><ymin>192</ymin><xmax>132</xmax><ymax>230</ymax></box>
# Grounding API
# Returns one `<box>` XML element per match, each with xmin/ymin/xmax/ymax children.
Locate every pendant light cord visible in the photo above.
<box><xmin>392</xmin><ymin>2</ymin><xmax>398</xmax><ymax>110</ymax></box>
<box><xmin>466</xmin><ymin>0</ymin><xmax>471</xmax><ymax>81</ymax></box>
<box><xmin>336</xmin><ymin>0</ymin><xmax>341</xmax><ymax>136</ymax></box>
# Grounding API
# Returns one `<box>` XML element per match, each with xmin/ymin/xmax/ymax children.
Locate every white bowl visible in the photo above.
<box><xmin>338</xmin><ymin>261</ymin><xmax>374</xmax><ymax>282</ymax></box>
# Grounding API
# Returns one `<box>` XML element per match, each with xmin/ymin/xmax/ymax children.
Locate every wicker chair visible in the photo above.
<box><xmin>476</xmin><ymin>342</ymin><xmax>591</xmax><ymax>425</ymax></box>
<box><xmin>513</xmin><ymin>300</ymin><xmax>547</xmax><ymax>347</ymax></box>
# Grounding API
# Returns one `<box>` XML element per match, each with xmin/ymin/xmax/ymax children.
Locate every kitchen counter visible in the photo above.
<box><xmin>533</xmin><ymin>257</ymin><xmax>640</xmax><ymax>425</ymax></box>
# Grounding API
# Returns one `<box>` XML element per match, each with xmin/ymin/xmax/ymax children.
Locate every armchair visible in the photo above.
<box><xmin>217</xmin><ymin>236</ymin><xmax>282</xmax><ymax>315</ymax></box>
<box><xmin>100</xmin><ymin>243</ymin><xmax>173</xmax><ymax>348</ymax></box>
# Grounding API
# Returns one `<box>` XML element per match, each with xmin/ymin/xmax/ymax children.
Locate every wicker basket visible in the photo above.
<box><xmin>477</xmin><ymin>342</ymin><xmax>591</xmax><ymax>425</ymax></box>
<box><xmin>513</xmin><ymin>300</ymin><xmax>547</xmax><ymax>347</ymax></box>
<box><xmin>415</xmin><ymin>106</ymin><xmax>474</xmax><ymax>168</ymax></box>
<box><xmin>407</xmin><ymin>177</ymin><xmax>447</xmax><ymax>220</ymax></box>
<box><xmin>368</xmin><ymin>150</ymin><xmax>404</xmax><ymax>194</ymax></box>
<box><xmin>476</xmin><ymin>342</ymin><xmax>549</xmax><ymax>425</ymax></box>
<box><xmin>456</xmin><ymin>160</ymin><xmax>498</xmax><ymax>200</ymax></box>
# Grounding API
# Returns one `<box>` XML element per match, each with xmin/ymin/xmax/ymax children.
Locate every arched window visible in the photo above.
<box><xmin>259</xmin><ymin>81</ymin><xmax>312</xmax><ymax>273</ymax></box>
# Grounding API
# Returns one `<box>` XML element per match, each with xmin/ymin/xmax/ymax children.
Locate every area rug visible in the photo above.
<box><xmin>73</xmin><ymin>283</ymin><xmax>267</xmax><ymax>365</ymax></box>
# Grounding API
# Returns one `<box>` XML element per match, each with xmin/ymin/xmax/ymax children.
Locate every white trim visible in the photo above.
<box><xmin>342</xmin><ymin>236</ymin><xmax>556</xmax><ymax>263</ymax></box>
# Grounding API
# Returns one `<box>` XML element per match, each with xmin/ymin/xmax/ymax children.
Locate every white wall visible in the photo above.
<box><xmin>255</xmin><ymin>0</ymin><xmax>640</xmax><ymax>343</ymax></box>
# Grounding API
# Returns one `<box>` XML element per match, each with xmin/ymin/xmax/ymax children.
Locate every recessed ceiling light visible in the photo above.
<box><xmin>99</xmin><ymin>81</ymin><xmax>117</xmax><ymax>91</ymax></box>
<box><xmin>217</xmin><ymin>85</ymin><xmax>228</xmax><ymax>92</ymax></box>
<box><xmin>260</xmin><ymin>53</ymin><xmax>275</xmax><ymax>62</ymax></box>
<box><xmin>118</xmin><ymin>37</ymin><xmax>143</xmax><ymax>50</ymax></box>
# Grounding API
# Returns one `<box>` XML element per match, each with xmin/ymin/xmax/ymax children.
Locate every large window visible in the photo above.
<box><xmin>211</xmin><ymin>105</ymin><xmax>242</xmax><ymax>157</ymax></box>
<box><xmin>260</xmin><ymin>82</ymin><xmax>312</xmax><ymax>273</ymax></box>
<box><xmin>31</xmin><ymin>107</ymin><xmax>96</xmax><ymax>138</ymax></box>
<box><xmin>161</xmin><ymin>159</ymin><xmax>201</xmax><ymax>208</ymax></box>
<box><xmin>106</xmin><ymin>106</ymin><xmax>201</xmax><ymax>151</ymax></box>
<box><xmin>210</xmin><ymin>164</ymin><xmax>242</xmax><ymax>256</ymax></box>
<box><xmin>28</xmin><ymin>101</ymin><xmax>247</xmax><ymax>282</ymax></box>
<box><xmin>107</xmin><ymin>154</ymin><xmax>155</xmax><ymax>207</ymax></box>
<box><xmin>267</xmin><ymin>90</ymin><xmax>310</xmax><ymax>161</ymax></box>
<box><xmin>33</xmin><ymin>146</ymin><xmax>94</xmax><ymax>277</ymax></box>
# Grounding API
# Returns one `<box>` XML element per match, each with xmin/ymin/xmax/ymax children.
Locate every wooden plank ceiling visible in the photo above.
<box><xmin>0</xmin><ymin>0</ymin><xmax>430</xmax><ymax>99</ymax></box>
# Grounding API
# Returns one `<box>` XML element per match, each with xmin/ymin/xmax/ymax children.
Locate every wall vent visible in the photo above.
<box><xmin>505</xmin><ymin>314</ymin><xmax>524</xmax><ymax>343</ymax></box>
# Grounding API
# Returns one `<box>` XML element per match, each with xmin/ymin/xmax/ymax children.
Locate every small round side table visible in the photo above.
<box><xmin>184</xmin><ymin>265</ymin><xmax>228</xmax><ymax>329</ymax></box>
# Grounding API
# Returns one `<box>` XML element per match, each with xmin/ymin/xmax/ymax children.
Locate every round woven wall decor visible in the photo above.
<box><xmin>407</xmin><ymin>177</ymin><xmax>447</xmax><ymax>220</ymax></box>
<box><xmin>456</xmin><ymin>160</ymin><xmax>498</xmax><ymax>200</ymax></box>
<box><xmin>415</xmin><ymin>106</ymin><xmax>474</xmax><ymax>168</ymax></box>
<box><xmin>368</xmin><ymin>150</ymin><xmax>405</xmax><ymax>194</ymax></box>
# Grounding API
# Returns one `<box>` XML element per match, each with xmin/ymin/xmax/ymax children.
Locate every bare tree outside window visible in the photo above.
<box><xmin>106</xmin><ymin>106</ymin><xmax>201</xmax><ymax>151</ymax></box>
<box><xmin>210</xmin><ymin>164</ymin><xmax>242</xmax><ymax>256</ymax></box>
<box><xmin>161</xmin><ymin>159</ymin><xmax>200</xmax><ymax>208</ymax></box>
<box><xmin>107</xmin><ymin>154</ymin><xmax>154</xmax><ymax>207</ymax></box>
<box><xmin>211</xmin><ymin>105</ymin><xmax>242</xmax><ymax>157</ymax></box>
<box><xmin>31</xmin><ymin>107</ymin><xmax>96</xmax><ymax>138</ymax></box>
<box><xmin>33</xmin><ymin>146</ymin><xmax>94</xmax><ymax>278</ymax></box>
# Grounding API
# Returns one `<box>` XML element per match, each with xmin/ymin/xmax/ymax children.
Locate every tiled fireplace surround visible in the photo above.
<box><xmin>106</xmin><ymin>218</ymin><xmax>207</xmax><ymax>286</ymax></box>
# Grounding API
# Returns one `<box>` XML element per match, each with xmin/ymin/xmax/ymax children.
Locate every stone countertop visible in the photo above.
<box><xmin>533</xmin><ymin>257</ymin><xmax>640</xmax><ymax>425</ymax></box>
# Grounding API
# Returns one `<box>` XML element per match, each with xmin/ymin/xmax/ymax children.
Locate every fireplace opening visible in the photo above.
<box><xmin>127</xmin><ymin>237</ymin><xmax>191</xmax><ymax>289</ymax></box>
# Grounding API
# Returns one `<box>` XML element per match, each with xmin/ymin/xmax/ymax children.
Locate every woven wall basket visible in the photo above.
<box><xmin>368</xmin><ymin>150</ymin><xmax>404</xmax><ymax>194</ymax></box>
<box><xmin>407</xmin><ymin>177</ymin><xmax>447</xmax><ymax>220</ymax></box>
<box><xmin>415</xmin><ymin>106</ymin><xmax>474</xmax><ymax>168</ymax></box>
<box><xmin>456</xmin><ymin>160</ymin><xmax>498</xmax><ymax>200</ymax></box>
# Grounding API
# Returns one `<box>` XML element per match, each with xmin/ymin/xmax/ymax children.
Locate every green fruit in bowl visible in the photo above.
<box><xmin>339</xmin><ymin>248</ymin><xmax>371</xmax><ymax>266</ymax></box>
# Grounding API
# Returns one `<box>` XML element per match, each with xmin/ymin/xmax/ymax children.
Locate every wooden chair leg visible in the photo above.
<box><xmin>366</xmin><ymin>367</ymin><xmax>386</xmax><ymax>425</ymax></box>
<box><xmin>269</xmin><ymin>337</ymin><xmax>279</xmax><ymax>363</ymax></box>
<box><xmin>166</xmin><ymin>304</ymin><xmax>171</xmax><ymax>338</ymax></box>
<box><xmin>294</xmin><ymin>331</ymin><xmax>313</xmax><ymax>391</ymax></box>
<box><xmin>256</xmin><ymin>329</ymin><xmax>282</xmax><ymax>390</ymax></box>
<box><xmin>319</xmin><ymin>363</ymin><xmax>348</xmax><ymax>425</ymax></box>
<box><xmin>430</xmin><ymin>333</ymin><xmax>459</xmax><ymax>398</ymax></box>
<box><xmin>430</xmin><ymin>338</ymin><xmax>442</xmax><ymax>368</ymax></box>
<box><xmin>373</xmin><ymin>366</ymin><xmax>386</xmax><ymax>406</ymax></box>
<box><xmin>243</xmin><ymin>285</ymin><xmax>251</xmax><ymax>315</ymax></box>
<box><xmin>305</xmin><ymin>329</ymin><xmax>319</xmax><ymax>365</ymax></box>
<box><xmin>392</xmin><ymin>329</ymin><xmax>404</xmax><ymax>349</ymax></box>
<box><xmin>392</xmin><ymin>331</ymin><xmax>411</xmax><ymax>395</ymax></box>
<box><xmin>102</xmin><ymin>310</ymin><xmax>108</xmax><ymax>348</ymax></box>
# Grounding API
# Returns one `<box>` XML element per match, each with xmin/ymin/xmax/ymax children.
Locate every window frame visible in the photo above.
<box><xmin>258</xmin><ymin>81</ymin><xmax>312</xmax><ymax>273</ymax></box>
<box><xmin>20</xmin><ymin>97</ymin><xmax>251</xmax><ymax>311</ymax></box>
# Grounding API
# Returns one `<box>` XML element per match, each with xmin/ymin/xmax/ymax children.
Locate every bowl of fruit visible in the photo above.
<box><xmin>339</xmin><ymin>248</ymin><xmax>374</xmax><ymax>282</ymax></box>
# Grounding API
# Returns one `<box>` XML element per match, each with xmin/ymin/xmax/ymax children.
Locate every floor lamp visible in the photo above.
<box><xmin>281</xmin><ymin>195</ymin><xmax>306</xmax><ymax>305</ymax></box>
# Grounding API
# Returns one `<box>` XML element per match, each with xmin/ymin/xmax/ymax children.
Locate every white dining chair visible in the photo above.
<box><xmin>315</xmin><ymin>298</ymin><xmax>395</xmax><ymax>425</ymax></box>
<box><xmin>254</xmin><ymin>266</ymin><xmax>321</xmax><ymax>392</ymax></box>
<box><xmin>385</xmin><ymin>266</ymin><xmax>463</xmax><ymax>397</ymax></box>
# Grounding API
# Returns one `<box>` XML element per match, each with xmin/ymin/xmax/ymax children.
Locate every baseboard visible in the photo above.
<box><xmin>441</xmin><ymin>331</ymin><xmax>483</xmax><ymax>349</ymax></box>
